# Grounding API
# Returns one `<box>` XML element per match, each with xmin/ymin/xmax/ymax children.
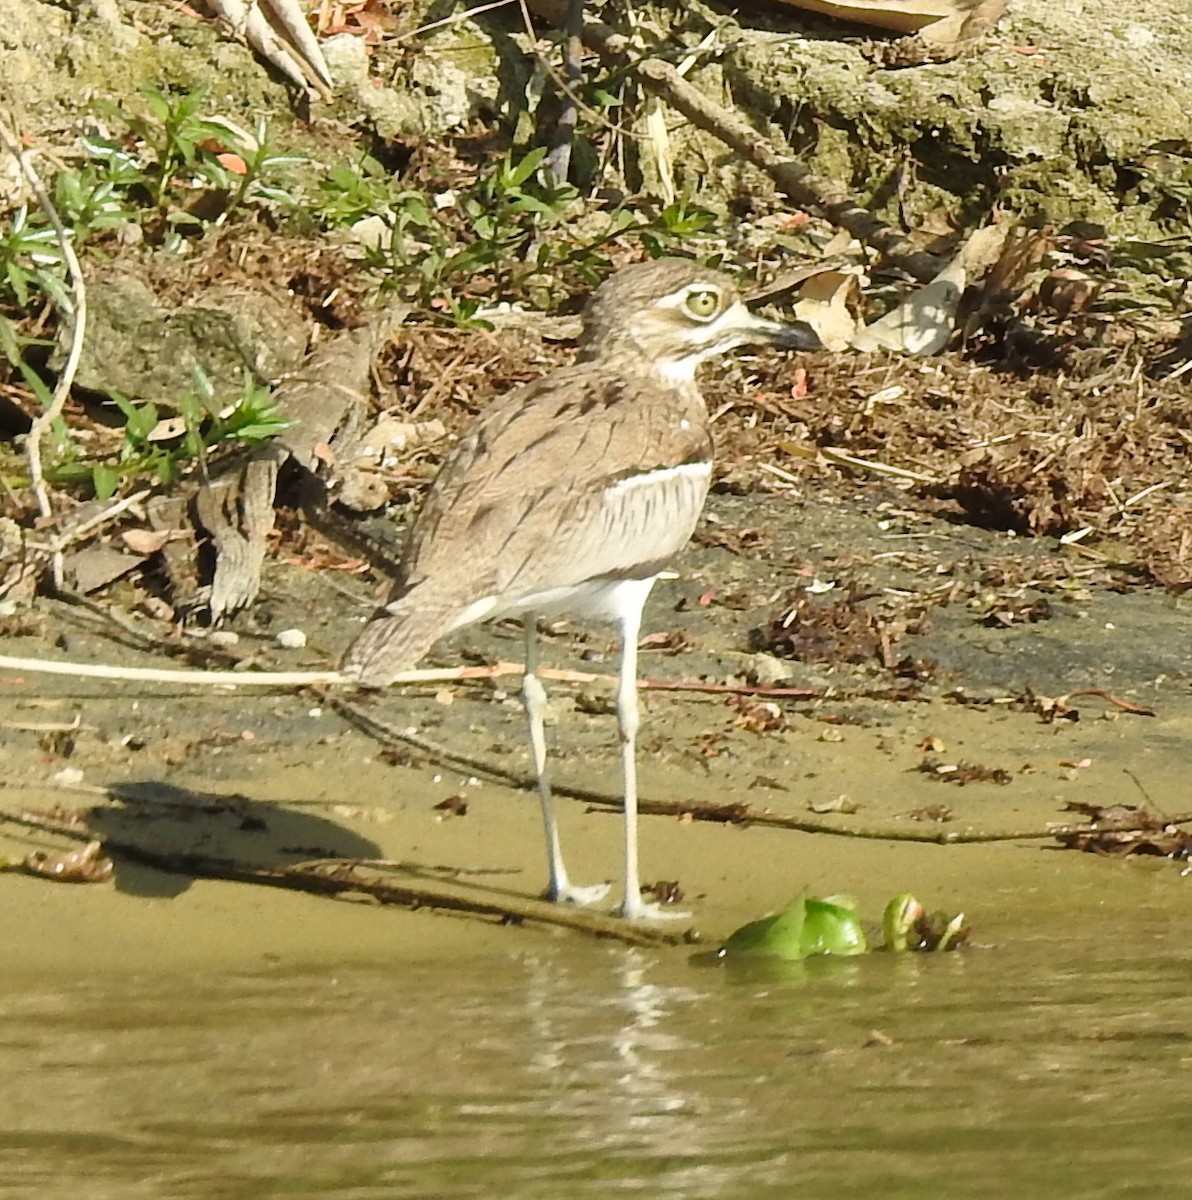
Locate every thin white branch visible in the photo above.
<box><xmin>393</xmin><ymin>0</ymin><xmax>517</xmax><ymax>43</ymax></box>
<box><xmin>0</xmin><ymin>654</ymin><xmax>622</xmax><ymax>689</ymax></box>
<box><xmin>48</xmin><ymin>489</ymin><xmax>151</xmax><ymax>553</ymax></box>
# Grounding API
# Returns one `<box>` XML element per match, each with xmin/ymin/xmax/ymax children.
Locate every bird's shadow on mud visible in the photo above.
<box><xmin>87</xmin><ymin>780</ymin><xmax>382</xmax><ymax>899</ymax></box>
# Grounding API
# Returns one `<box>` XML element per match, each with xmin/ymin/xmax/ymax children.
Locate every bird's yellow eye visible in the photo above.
<box><xmin>684</xmin><ymin>289</ymin><xmax>720</xmax><ymax>319</ymax></box>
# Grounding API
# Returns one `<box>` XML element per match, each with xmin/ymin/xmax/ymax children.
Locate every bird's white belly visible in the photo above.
<box><xmin>451</xmin><ymin>575</ymin><xmax>657</xmax><ymax>630</ymax></box>
<box><xmin>445</xmin><ymin>460</ymin><xmax>710</xmax><ymax>634</ymax></box>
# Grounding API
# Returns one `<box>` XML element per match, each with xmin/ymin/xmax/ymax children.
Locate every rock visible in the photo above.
<box><xmin>750</xmin><ymin>653</ymin><xmax>794</xmax><ymax>686</ymax></box>
<box><xmin>63</xmin><ymin>545</ymin><xmax>145</xmax><ymax>594</ymax></box>
<box><xmin>59</xmin><ymin>271</ymin><xmax>308</xmax><ymax>403</ymax></box>
<box><xmin>722</xmin><ymin>0</ymin><xmax>1192</xmax><ymax>238</ymax></box>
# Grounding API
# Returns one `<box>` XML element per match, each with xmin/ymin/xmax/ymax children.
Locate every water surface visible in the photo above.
<box><xmin>4</xmin><ymin>923</ymin><xmax>1191</xmax><ymax>1199</ymax></box>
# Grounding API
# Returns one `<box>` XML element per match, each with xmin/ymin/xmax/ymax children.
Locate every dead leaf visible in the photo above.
<box><xmin>120</xmin><ymin>528</ymin><xmax>174</xmax><ymax>554</ymax></box>
<box><xmin>1054</xmin><ymin>803</ymin><xmax>1192</xmax><ymax>858</ymax></box>
<box><xmin>793</xmin><ymin>269</ymin><xmax>863</xmax><ymax>352</ymax></box>
<box><xmin>146</xmin><ymin>416</ymin><xmax>189</xmax><ymax>442</ymax></box>
<box><xmin>854</xmin><ymin>224</ymin><xmax>1008</xmax><ymax>355</ymax></box>
<box><xmin>853</xmin><ymin>260</ymin><xmax>965</xmax><ymax>355</ymax></box>
<box><xmin>216</xmin><ymin>152</ymin><xmax>249</xmax><ymax>175</ymax></box>
<box><xmin>1036</xmin><ymin>269</ymin><xmax>1101</xmax><ymax>318</ymax></box>
<box><xmin>22</xmin><ymin>840</ymin><xmax>113</xmax><ymax>883</ymax></box>
<box><xmin>918</xmin><ymin>757</ymin><xmax>1012</xmax><ymax>785</ymax></box>
<box><xmin>809</xmin><ymin>794</ymin><xmax>858</xmax><ymax>814</ymax></box>
<box><xmin>644</xmin><ymin>879</ymin><xmax>684</xmax><ymax>905</ymax></box>
<box><xmin>352</xmin><ymin>416</ymin><xmax>447</xmax><ymax>468</ymax></box>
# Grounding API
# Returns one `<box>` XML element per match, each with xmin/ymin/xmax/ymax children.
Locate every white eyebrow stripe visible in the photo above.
<box><xmin>654</xmin><ymin>284</ymin><xmax>725</xmax><ymax>310</ymax></box>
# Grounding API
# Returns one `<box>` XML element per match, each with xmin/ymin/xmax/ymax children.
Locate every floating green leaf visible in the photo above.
<box><xmin>720</xmin><ymin>895</ymin><xmax>868</xmax><ymax>961</ymax></box>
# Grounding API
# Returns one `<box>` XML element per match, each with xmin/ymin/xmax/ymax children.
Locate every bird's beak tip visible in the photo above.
<box><xmin>767</xmin><ymin>318</ymin><xmax>822</xmax><ymax>352</ymax></box>
<box><xmin>741</xmin><ymin>308</ymin><xmax>822</xmax><ymax>352</ymax></box>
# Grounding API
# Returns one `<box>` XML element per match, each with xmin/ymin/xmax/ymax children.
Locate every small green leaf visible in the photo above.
<box><xmin>882</xmin><ymin>894</ymin><xmax>924</xmax><ymax>952</ymax></box>
<box><xmin>125</xmin><ymin>402</ymin><xmax>159</xmax><ymax>443</ymax></box>
<box><xmin>589</xmin><ymin>88</ymin><xmax>623</xmax><ymax>108</ymax></box>
<box><xmin>189</xmin><ymin>364</ymin><xmax>215</xmax><ymax>403</ymax></box>
<box><xmin>92</xmin><ymin>463</ymin><xmax>120</xmax><ymax>500</ymax></box>
<box><xmin>506</xmin><ymin>147</ymin><xmax>548</xmax><ymax>188</ymax></box>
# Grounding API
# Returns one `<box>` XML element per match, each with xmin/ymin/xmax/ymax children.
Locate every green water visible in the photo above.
<box><xmin>3</xmin><ymin>923</ymin><xmax>1191</xmax><ymax>1199</ymax></box>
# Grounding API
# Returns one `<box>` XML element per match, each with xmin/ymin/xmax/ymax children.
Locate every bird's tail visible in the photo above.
<box><xmin>339</xmin><ymin>604</ymin><xmax>448</xmax><ymax>688</ymax></box>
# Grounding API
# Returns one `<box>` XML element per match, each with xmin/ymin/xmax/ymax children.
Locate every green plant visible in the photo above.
<box><xmin>638</xmin><ymin>199</ymin><xmax>718</xmax><ymax>258</ymax></box>
<box><xmin>74</xmin><ymin>370</ymin><xmax>292</xmax><ymax>500</ymax></box>
<box><xmin>0</xmin><ymin>205</ymin><xmax>69</xmax><ymax>311</ymax></box>
<box><xmin>81</xmin><ymin>87</ymin><xmax>304</xmax><ymax>246</ymax></box>
<box><xmin>0</xmin><ymin>316</ymin><xmax>57</xmax><ymax>438</ymax></box>
<box><xmin>53</xmin><ymin>167</ymin><xmax>140</xmax><ymax>243</ymax></box>
<box><xmin>310</xmin><ymin>144</ymin><xmax>724</xmax><ymax>324</ymax></box>
<box><xmin>310</xmin><ymin>153</ymin><xmax>396</xmax><ymax>227</ymax></box>
<box><xmin>0</xmin><ymin>206</ymin><xmax>70</xmax><ymax>432</ymax></box>
<box><xmin>0</xmin><ymin>89</ymin><xmax>305</xmax><ymax>505</ymax></box>
<box><xmin>110</xmin><ymin>86</ymin><xmax>236</xmax><ymax>213</ymax></box>
<box><xmin>360</xmin><ymin>147</ymin><xmax>580</xmax><ymax>312</ymax></box>
<box><xmin>192</xmin><ymin>116</ymin><xmax>306</xmax><ymax>220</ymax></box>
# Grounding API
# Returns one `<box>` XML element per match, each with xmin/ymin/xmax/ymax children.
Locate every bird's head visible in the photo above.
<box><xmin>577</xmin><ymin>258</ymin><xmax>821</xmax><ymax>382</ymax></box>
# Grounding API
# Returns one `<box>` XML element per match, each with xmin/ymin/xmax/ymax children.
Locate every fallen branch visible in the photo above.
<box><xmin>0</xmin><ymin>803</ymin><xmax>686</xmax><ymax>947</ymax></box>
<box><xmin>584</xmin><ymin>794</ymin><xmax>1192</xmax><ymax>845</ymax></box>
<box><xmin>327</xmin><ymin>693</ymin><xmax>541</xmax><ymax>785</ymax></box>
<box><xmin>335</xmin><ymin>696</ymin><xmax>1133</xmax><ymax>851</ymax></box>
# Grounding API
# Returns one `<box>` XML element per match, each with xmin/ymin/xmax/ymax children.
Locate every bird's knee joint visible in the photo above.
<box><xmin>616</xmin><ymin>702</ymin><xmax>639</xmax><ymax>743</ymax></box>
<box><xmin>523</xmin><ymin>672</ymin><xmax>548</xmax><ymax>709</ymax></box>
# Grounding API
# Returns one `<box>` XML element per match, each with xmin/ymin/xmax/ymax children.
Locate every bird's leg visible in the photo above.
<box><xmin>614</xmin><ymin>605</ymin><xmax>691</xmax><ymax>922</ymax></box>
<box><xmin>523</xmin><ymin>619</ymin><xmax>610</xmax><ymax>906</ymax></box>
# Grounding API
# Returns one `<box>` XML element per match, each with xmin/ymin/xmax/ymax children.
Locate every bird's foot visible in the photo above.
<box><xmin>546</xmin><ymin>880</ymin><xmax>612</xmax><ymax>907</ymax></box>
<box><xmin>617</xmin><ymin>897</ymin><xmax>693</xmax><ymax>922</ymax></box>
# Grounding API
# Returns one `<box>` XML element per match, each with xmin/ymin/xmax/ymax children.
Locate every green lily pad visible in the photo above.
<box><xmin>720</xmin><ymin>895</ymin><xmax>868</xmax><ymax>961</ymax></box>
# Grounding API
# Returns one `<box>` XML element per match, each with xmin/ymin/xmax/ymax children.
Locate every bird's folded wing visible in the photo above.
<box><xmin>396</xmin><ymin>367</ymin><xmax>713</xmax><ymax>607</ymax></box>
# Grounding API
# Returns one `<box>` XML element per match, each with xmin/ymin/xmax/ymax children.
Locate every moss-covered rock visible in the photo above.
<box><xmin>717</xmin><ymin>0</ymin><xmax>1191</xmax><ymax>236</ymax></box>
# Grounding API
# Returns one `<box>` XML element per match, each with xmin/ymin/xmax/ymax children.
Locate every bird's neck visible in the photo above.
<box><xmin>575</xmin><ymin>334</ymin><xmax>704</xmax><ymax>391</ymax></box>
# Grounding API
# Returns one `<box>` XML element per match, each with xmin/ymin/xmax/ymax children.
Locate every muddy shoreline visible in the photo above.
<box><xmin>4</xmin><ymin>479</ymin><xmax>1190</xmax><ymax>974</ymax></box>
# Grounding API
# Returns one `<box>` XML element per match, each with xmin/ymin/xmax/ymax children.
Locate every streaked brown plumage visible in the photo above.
<box><xmin>342</xmin><ymin>258</ymin><xmax>820</xmax><ymax>919</ymax></box>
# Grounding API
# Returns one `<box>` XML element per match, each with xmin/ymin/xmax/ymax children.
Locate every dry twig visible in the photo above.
<box><xmin>0</xmin><ymin>651</ymin><xmax>823</xmax><ymax>699</ymax></box>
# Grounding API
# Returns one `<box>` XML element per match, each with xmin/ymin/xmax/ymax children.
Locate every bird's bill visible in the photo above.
<box><xmin>737</xmin><ymin>305</ymin><xmax>822</xmax><ymax>351</ymax></box>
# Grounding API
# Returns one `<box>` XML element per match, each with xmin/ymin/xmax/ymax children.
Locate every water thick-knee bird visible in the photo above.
<box><xmin>341</xmin><ymin>258</ymin><xmax>821</xmax><ymax>920</ymax></box>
